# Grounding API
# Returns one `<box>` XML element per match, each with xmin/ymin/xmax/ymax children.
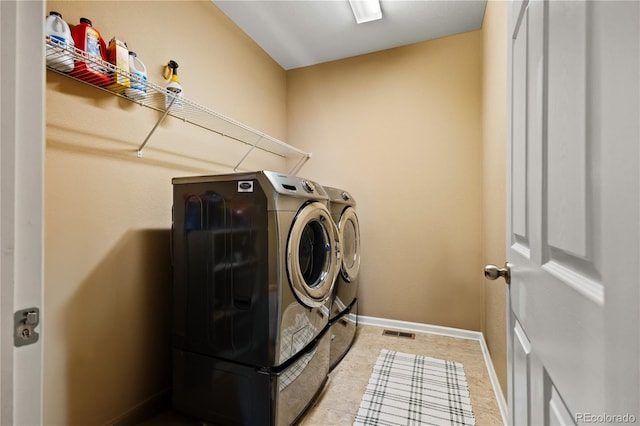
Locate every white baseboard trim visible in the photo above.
<box><xmin>358</xmin><ymin>315</ymin><xmax>508</xmax><ymax>425</ymax></box>
<box><xmin>477</xmin><ymin>333</ymin><xmax>509</xmax><ymax>425</ymax></box>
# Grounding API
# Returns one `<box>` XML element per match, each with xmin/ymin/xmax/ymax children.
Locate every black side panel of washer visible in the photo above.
<box><xmin>172</xmin><ymin>349</ymin><xmax>274</xmax><ymax>425</ymax></box>
<box><xmin>172</xmin><ymin>180</ymin><xmax>270</xmax><ymax>366</ymax></box>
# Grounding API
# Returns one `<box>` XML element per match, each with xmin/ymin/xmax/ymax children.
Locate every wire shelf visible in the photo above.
<box><xmin>45</xmin><ymin>35</ymin><xmax>311</xmax><ymax>172</ymax></box>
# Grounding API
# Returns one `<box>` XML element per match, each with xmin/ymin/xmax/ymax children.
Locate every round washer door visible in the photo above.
<box><xmin>287</xmin><ymin>201</ymin><xmax>340</xmax><ymax>308</ymax></box>
<box><xmin>338</xmin><ymin>206</ymin><xmax>360</xmax><ymax>282</ymax></box>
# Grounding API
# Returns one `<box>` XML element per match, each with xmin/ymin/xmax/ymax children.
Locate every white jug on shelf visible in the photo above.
<box><xmin>125</xmin><ymin>51</ymin><xmax>148</xmax><ymax>101</ymax></box>
<box><xmin>45</xmin><ymin>11</ymin><xmax>75</xmax><ymax>73</ymax></box>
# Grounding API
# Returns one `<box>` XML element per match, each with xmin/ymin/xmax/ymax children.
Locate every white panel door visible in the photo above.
<box><xmin>506</xmin><ymin>0</ymin><xmax>639</xmax><ymax>424</ymax></box>
<box><xmin>0</xmin><ymin>1</ymin><xmax>45</xmax><ymax>424</ymax></box>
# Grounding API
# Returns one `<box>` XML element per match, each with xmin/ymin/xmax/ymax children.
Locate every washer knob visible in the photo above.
<box><xmin>341</xmin><ymin>192</ymin><xmax>350</xmax><ymax>201</ymax></box>
<box><xmin>301</xmin><ymin>179</ymin><xmax>315</xmax><ymax>193</ymax></box>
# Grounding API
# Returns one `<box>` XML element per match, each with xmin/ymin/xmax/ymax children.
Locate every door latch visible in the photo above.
<box><xmin>14</xmin><ymin>308</ymin><xmax>39</xmax><ymax>347</ymax></box>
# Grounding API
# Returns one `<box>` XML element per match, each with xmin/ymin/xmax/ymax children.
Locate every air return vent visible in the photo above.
<box><xmin>382</xmin><ymin>329</ymin><xmax>415</xmax><ymax>339</ymax></box>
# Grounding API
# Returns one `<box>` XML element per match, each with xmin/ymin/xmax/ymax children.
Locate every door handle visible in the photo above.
<box><xmin>484</xmin><ymin>262</ymin><xmax>511</xmax><ymax>285</ymax></box>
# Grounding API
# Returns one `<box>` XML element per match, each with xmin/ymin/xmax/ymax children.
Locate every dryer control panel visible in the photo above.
<box><xmin>263</xmin><ymin>171</ymin><xmax>327</xmax><ymax>199</ymax></box>
<box><xmin>301</xmin><ymin>179</ymin><xmax>315</xmax><ymax>193</ymax></box>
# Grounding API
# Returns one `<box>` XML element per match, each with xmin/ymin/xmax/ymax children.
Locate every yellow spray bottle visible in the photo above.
<box><xmin>163</xmin><ymin>60</ymin><xmax>183</xmax><ymax>109</ymax></box>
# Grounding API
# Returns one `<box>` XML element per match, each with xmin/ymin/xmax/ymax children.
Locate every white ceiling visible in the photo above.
<box><xmin>212</xmin><ymin>0</ymin><xmax>487</xmax><ymax>70</ymax></box>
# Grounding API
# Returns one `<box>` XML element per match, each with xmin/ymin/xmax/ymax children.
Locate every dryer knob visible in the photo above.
<box><xmin>301</xmin><ymin>179</ymin><xmax>315</xmax><ymax>193</ymax></box>
<box><xmin>341</xmin><ymin>192</ymin><xmax>350</xmax><ymax>201</ymax></box>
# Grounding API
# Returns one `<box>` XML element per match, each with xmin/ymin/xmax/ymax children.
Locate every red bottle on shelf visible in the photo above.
<box><xmin>71</xmin><ymin>17</ymin><xmax>110</xmax><ymax>86</ymax></box>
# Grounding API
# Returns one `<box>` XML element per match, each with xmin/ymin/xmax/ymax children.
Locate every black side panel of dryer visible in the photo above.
<box><xmin>173</xmin><ymin>348</ymin><xmax>274</xmax><ymax>425</ymax></box>
<box><xmin>172</xmin><ymin>180</ymin><xmax>270</xmax><ymax>366</ymax></box>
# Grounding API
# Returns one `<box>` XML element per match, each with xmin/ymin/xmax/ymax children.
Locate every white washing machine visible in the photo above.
<box><xmin>324</xmin><ymin>186</ymin><xmax>361</xmax><ymax>370</ymax></box>
<box><xmin>171</xmin><ymin>171</ymin><xmax>340</xmax><ymax>425</ymax></box>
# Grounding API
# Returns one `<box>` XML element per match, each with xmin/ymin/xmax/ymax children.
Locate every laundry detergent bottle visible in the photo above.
<box><xmin>125</xmin><ymin>51</ymin><xmax>148</xmax><ymax>101</ymax></box>
<box><xmin>45</xmin><ymin>11</ymin><xmax>75</xmax><ymax>73</ymax></box>
<box><xmin>71</xmin><ymin>17</ymin><xmax>110</xmax><ymax>86</ymax></box>
<box><xmin>106</xmin><ymin>37</ymin><xmax>130</xmax><ymax>92</ymax></box>
<box><xmin>164</xmin><ymin>60</ymin><xmax>183</xmax><ymax>109</ymax></box>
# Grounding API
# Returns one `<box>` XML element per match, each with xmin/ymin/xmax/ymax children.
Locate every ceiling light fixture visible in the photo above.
<box><xmin>348</xmin><ymin>0</ymin><xmax>382</xmax><ymax>24</ymax></box>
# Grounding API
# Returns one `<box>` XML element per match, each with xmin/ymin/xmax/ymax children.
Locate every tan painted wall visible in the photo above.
<box><xmin>287</xmin><ymin>31</ymin><xmax>484</xmax><ymax>331</ymax></box>
<box><xmin>45</xmin><ymin>1</ymin><xmax>287</xmax><ymax>424</ymax></box>
<box><xmin>481</xmin><ymin>0</ymin><xmax>508</xmax><ymax>396</ymax></box>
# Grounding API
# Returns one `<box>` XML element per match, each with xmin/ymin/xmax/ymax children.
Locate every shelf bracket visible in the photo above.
<box><xmin>289</xmin><ymin>153</ymin><xmax>312</xmax><ymax>175</ymax></box>
<box><xmin>233</xmin><ymin>134</ymin><xmax>264</xmax><ymax>172</ymax></box>
<box><xmin>137</xmin><ymin>96</ymin><xmax>177</xmax><ymax>157</ymax></box>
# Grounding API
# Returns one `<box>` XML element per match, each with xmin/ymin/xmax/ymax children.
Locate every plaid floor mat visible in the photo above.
<box><xmin>353</xmin><ymin>349</ymin><xmax>476</xmax><ymax>426</ymax></box>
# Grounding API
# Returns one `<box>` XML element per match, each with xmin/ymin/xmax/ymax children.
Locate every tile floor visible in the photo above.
<box><xmin>141</xmin><ymin>324</ymin><xmax>504</xmax><ymax>425</ymax></box>
<box><xmin>301</xmin><ymin>324</ymin><xmax>504</xmax><ymax>425</ymax></box>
